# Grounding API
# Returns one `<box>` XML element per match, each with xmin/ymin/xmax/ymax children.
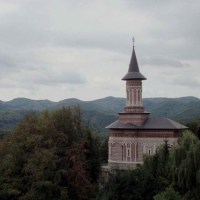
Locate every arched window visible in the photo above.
<box><xmin>127</xmin><ymin>143</ymin><xmax>131</xmax><ymax>162</ymax></box>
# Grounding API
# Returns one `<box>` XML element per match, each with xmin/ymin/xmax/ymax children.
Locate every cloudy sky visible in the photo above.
<box><xmin>1</xmin><ymin>0</ymin><xmax>200</xmax><ymax>102</ymax></box>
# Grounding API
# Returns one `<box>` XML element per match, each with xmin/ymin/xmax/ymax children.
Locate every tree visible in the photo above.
<box><xmin>98</xmin><ymin>167</ymin><xmax>157</xmax><ymax>200</ymax></box>
<box><xmin>0</xmin><ymin>130</ymin><xmax>12</xmax><ymax>139</ymax></box>
<box><xmin>170</xmin><ymin>130</ymin><xmax>200</xmax><ymax>200</ymax></box>
<box><xmin>0</xmin><ymin>106</ymin><xmax>100</xmax><ymax>200</ymax></box>
<box><xmin>185</xmin><ymin>121</ymin><xmax>198</xmax><ymax>135</ymax></box>
<box><xmin>153</xmin><ymin>187</ymin><xmax>181</xmax><ymax>200</ymax></box>
<box><xmin>100</xmin><ymin>137</ymin><xmax>108</xmax><ymax>163</ymax></box>
<box><xmin>143</xmin><ymin>140</ymin><xmax>172</xmax><ymax>194</ymax></box>
<box><xmin>83</xmin><ymin>127</ymin><xmax>101</xmax><ymax>184</ymax></box>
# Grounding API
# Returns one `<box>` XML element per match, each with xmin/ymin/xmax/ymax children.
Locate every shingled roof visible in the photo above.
<box><xmin>122</xmin><ymin>45</ymin><xmax>147</xmax><ymax>81</ymax></box>
<box><xmin>106</xmin><ymin>117</ymin><xmax>187</xmax><ymax>130</ymax></box>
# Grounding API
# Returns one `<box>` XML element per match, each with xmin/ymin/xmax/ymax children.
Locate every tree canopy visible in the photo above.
<box><xmin>98</xmin><ymin>167</ymin><xmax>157</xmax><ymax>200</ymax></box>
<box><xmin>171</xmin><ymin>130</ymin><xmax>200</xmax><ymax>200</ymax></box>
<box><xmin>0</xmin><ymin>106</ymin><xmax>100</xmax><ymax>200</ymax></box>
<box><xmin>153</xmin><ymin>187</ymin><xmax>181</xmax><ymax>200</ymax></box>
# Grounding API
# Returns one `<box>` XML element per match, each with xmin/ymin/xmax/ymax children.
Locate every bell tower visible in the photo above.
<box><xmin>119</xmin><ymin>38</ymin><xmax>149</xmax><ymax>126</ymax></box>
<box><xmin>122</xmin><ymin>38</ymin><xmax>146</xmax><ymax>109</ymax></box>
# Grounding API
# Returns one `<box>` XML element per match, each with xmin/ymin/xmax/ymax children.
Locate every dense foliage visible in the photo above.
<box><xmin>98</xmin><ymin>167</ymin><xmax>156</xmax><ymax>200</ymax></box>
<box><xmin>171</xmin><ymin>131</ymin><xmax>200</xmax><ymax>200</ymax></box>
<box><xmin>153</xmin><ymin>187</ymin><xmax>181</xmax><ymax>200</ymax></box>
<box><xmin>0</xmin><ymin>130</ymin><xmax>12</xmax><ymax>139</ymax></box>
<box><xmin>100</xmin><ymin>137</ymin><xmax>108</xmax><ymax>163</ymax></box>
<box><xmin>143</xmin><ymin>140</ymin><xmax>171</xmax><ymax>194</ymax></box>
<box><xmin>185</xmin><ymin>120</ymin><xmax>200</xmax><ymax>139</ymax></box>
<box><xmin>0</xmin><ymin>106</ymin><xmax>101</xmax><ymax>200</ymax></box>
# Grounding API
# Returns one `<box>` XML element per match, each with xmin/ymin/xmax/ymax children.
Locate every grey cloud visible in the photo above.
<box><xmin>0</xmin><ymin>0</ymin><xmax>199</xmax><ymax>101</ymax></box>
<box><xmin>0</xmin><ymin>79</ymin><xmax>38</xmax><ymax>90</ymax></box>
<box><xmin>0</xmin><ymin>52</ymin><xmax>17</xmax><ymax>68</ymax></box>
<box><xmin>107</xmin><ymin>56</ymin><xmax>128</xmax><ymax>62</ymax></box>
<box><xmin>54</xmin><ymin>32</ymin><xmax>130</xmax><ymax>54</ymax></box>
<box><xmin>0</xmin><ymin>1</ymin><xmax>52</xmax><ymax>48</ymax></box>
<box><xmin>34</xmin><ymin>70</ymin><xmax>87</xmax><ymax>86</ymax></box>
<box><xmin>54</xmin><ymin>31</ymin><xmax>200</xmax><ymax>61</ymax></box>
<box><xmin>0</xmin><ymin>69</ymin><xmax>86</xmax><ymax>90</ymax></box>
<box><xmin>173</xmin><ymin>78</ymin><xmax>200</xmax><ymax>88</ymax></box>
<box><xmin>0</xmin><ymin>52</ymin><xmax>22</xmax><ymax>79</ymax></box>
<box><xmin>0</xmin><ymin>47</ymin><xmax>87</xmax><ymax>87</ymax></box>
<box><xmin>125</xmin><ymin>0</ymin><xmax>198</xmax><ymax>11</ymax></box>
<box><xmin>124</xmin><ymin>0</ymin><xmax>200</xmax><ymax>60</ymax></box>
<box><xmin>135</xmin><ymin>40</ymin><xmax>200</xmax><ymax>61</ymax></box>
<box><xmin>1</xmin><ymin>0</ymin><xmax>199</xmax><ymax>62</ymax></box>
<box><xmin>0</xmin><ymin>51</ymin><xmax>44</xmax><ymax>78</ymax></box>
<box><xmin>140</xmin><ymin>56</ymin><xmax>190</xmax><ymax>68</ymax></box>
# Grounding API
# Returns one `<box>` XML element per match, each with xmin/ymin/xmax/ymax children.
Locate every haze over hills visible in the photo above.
<box><xmin>0</xmin><ymin>96</ymin><xmax>200</xmax><ymax>133</ymax></box>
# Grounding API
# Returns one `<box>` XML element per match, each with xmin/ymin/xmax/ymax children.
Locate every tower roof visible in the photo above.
<box><xmin>122</xmin><ymin>43</ymin><xmax>147</xmax><ymax>81</ymax></box>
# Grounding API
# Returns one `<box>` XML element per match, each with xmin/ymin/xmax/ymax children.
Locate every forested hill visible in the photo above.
<box><xmin>0</xmin><ymin>96</ymin><xmax>200</xmax><ymax>133</ymax></box>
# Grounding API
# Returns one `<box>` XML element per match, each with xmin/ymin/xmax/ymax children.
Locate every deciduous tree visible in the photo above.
<box><xmin>171</xmin><ymin>130</ymin><xmax>200</xmax><ymax>200</ymax></box>
<box><xmin>0</xmin><ymin>106</ymin><xmax>100</xmax><ymax>200</ymax></box>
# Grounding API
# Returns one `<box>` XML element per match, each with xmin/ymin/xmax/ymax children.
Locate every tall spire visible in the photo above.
<box><xmin>122</xmin><ymin>38</ymin><xmax>147</xmax><ymax>80</ymax></box>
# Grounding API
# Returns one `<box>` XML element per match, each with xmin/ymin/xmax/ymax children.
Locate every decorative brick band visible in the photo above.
<box><xmin>125</xmin><ymin>106</ymin><xmax>144</xmax><ymax>112</ymax></box>
<box><xmin>110</xmin><ymin>131</ymin><xmax>179</xmax><ymax>138</ymax></box>
<box><xmin>126</xmin><ymin>81</ymin><xmax>142</xmax><ymax>86</ymax></box>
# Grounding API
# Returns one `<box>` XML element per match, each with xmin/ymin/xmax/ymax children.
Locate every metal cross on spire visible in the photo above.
<box><xmin>132</xmin><ymin>36</ymin><xmax>135</xmax><ymax>45</ymax></box>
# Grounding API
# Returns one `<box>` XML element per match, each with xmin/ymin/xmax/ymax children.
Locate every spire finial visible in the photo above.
<box><xmin>132</xmin><ymin>36</ymin><xmax>135</xmax><ymax>46</ymax></box>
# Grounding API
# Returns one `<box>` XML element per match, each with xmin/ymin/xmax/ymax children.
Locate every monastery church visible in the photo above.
<box><xmin>105</xmin><ymin>40</ymin><xmax>187</xmax><ymax>171</ymax></box>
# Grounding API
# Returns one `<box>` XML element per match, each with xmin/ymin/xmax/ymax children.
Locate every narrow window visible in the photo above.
<box><xmin>122</xmin><ymin>146</ymin><xmax>123</xmax><ymax>161</ymax></box>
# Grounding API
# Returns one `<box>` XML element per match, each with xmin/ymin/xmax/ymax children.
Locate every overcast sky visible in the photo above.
<box><xmin>0</xmin><ymin>0</ymin><xmax>200</xmax><ymax>102</ymax></box>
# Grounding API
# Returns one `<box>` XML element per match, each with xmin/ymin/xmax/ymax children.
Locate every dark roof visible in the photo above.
<box><xmin>106</xmin><ymin>117</ymin><xmax>188</xmax><ymax>130</ymax></box>
<box><xmin>122</xmin><ymin>45</ymin><xmax>147</xmax><ymax>81</ymax></box>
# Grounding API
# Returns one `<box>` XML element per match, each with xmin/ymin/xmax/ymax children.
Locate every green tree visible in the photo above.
<box><xmin>100</xmin><ymin>137</ymin><xmax>108</xmax><ymax>163</ymax></box>
<box><xmin>143</xmin><ymin>140</ymin><xmax>172</xmax><ymax>194</ymax></box>
<box><xmin>83</xmin><ymin>127</ymin><xmax>101</xmax><ymax>184</ymax></box>
<box><xmin>171</xmin><ymin>130</ymin><xmax>200</xmax><ymax>200</ymax></box>
<box><xmin>185</xmin><ymin>121</ymin><xmax>198</xmax><ymax>135</ymax></box>
<box><xmin>0</xmin><ymin>106</ymin><xmax>100</xmax><ymax>200</ymax></box>
<box><xmin>98</xmin><ymin>167</ymin><xmax>156</xmax><ymax>200</ymax></box>
<box><xmin>153</xmin><ymin>187</ymin><xmax>181</xmax><ymax>200</ymax></box>
<box><xmin>0</xmin><ymin>129</ymin><xmax>12</xmax><ymax>139</ymax></box>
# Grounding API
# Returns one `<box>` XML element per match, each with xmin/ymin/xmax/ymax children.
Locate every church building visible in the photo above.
<box><xmin>106</xmin><ymin>40</ymin><xmax>187</xmax><ymax>170</ymax></box>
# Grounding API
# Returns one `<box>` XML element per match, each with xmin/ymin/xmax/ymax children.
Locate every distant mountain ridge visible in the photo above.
<box><xmin>0</xmin><ymin>96</ymin><xmax>200</xmax><ymax>133</ymax></box>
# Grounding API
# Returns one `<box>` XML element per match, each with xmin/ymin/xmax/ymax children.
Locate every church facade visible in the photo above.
<box><xmin>106</xmin><ymin>41</ymin><xmax>187</xmax><ymax>170</ymax></box>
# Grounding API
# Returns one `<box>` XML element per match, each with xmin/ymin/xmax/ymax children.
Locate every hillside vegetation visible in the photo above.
<box><xmin>0</xmin><ymin>96</ymin><xmax>200</xmax><ymax>135</ymax></box>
